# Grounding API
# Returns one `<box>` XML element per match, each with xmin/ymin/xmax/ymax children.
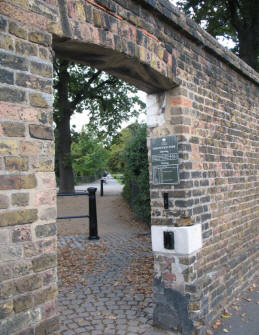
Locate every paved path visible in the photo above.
<box><xmin>57</xmin><ymin>177</ymin><xmax>177</xmax><ymax>335</ymax></box>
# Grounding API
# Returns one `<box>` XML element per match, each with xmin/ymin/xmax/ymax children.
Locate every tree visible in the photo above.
<box><xmin>71</xmin><ymin>127</ymin><xmax>108</xmax><ymax>180</ymax></box>
<box><xmin>53</xmin><ymin>58</ymin><xmax>146</xmax><ymax>193</ymax></box>
<box><xmin>176</xmin><ymin>0</ymin><xmax>259</xmax><ymax>71</ymax></box>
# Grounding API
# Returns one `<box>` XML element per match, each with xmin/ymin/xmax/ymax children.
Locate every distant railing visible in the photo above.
<box><xmin>56</xmin><ymin>187</ymin><xmax>99</xmax><ymax>240</ymax></box>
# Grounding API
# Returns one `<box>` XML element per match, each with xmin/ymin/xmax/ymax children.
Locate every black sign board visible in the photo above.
<box><xmin>151</xmin><ymin>135</ymin><xmax>179</xmax><ymax>185</ymax></box>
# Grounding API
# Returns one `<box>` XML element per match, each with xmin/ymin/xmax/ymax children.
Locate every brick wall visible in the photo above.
<box><xmin>0</xmin><ymin>1</ymin><xmax>59</xmax><ymax>333</ymax></box>
<box><xmin>0</xmin><ymin>0</ymin><xmax>258</xmax><ymax>334</ymax></box>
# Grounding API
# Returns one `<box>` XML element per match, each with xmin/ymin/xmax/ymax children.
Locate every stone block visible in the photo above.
<box><xmin>32</xmin><ymin>254</ymin><xmax>57</xmax><ymax>272</ymax></box>
<box><xmin>0</xmin><ymin>209</ymin><xmax>38</xmax><ymax>227</ymax></box>
<box><xmin>29</xmin><ymin>124</ymin><xmax>53</xmax><ymax>140</ymax></box>
<box><xmin>5</xmin><ymin>156</ymin><xmax>29</xmax><ymax>171</ymax></box>
<box><xmin>12</xmin><ymin>193</ymin><xmax>29</xmax><ymax>207</ymax></box>
<box><xmin>16</xmin><ymin>73</ymin><xmax>52</xmax><ymax>94</ymax></box>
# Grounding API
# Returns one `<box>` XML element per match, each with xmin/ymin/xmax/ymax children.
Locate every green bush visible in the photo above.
<box><xmin>122</xmin><ymin>124</ymin><xmax>150</xmax><ymax>225</ymax></box>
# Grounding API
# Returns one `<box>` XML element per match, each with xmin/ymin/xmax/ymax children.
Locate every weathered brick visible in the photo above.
<box><xmin>0</xmin><ymin>103</ymin><xmax>20</xmax><ymax>120</ymax></box>
<box><xmin>16</xmin><ymin>72</ymin><xmax>52</xmax><ymax>93</ymax></box>
<box><xmin>32</xmin><ymin>253</ymin><xmax>57</xmax><ymax>272</ymax></box>
<box><xmin>0</xmin><ymin>209</ymin><xmax>38</xmax><ymax>227</ymax></box>
<box><xmin>12</xmin><ymin>192</ymin><xmax>29</xmax><ymax>206</ymax></box>
<box><xmin>0</xmin><ymin>86</ymin><xmax>26</xmax><ymax>104</ymax></box>
<box><xmin>12</xmin><ymin>225</ymin><xmax>32</xmax><ymax>242</ymax></box>
<box><xmin>20</xmin><ymin>141</ymin><xmax>40</xmax><ymax>155</ymax></box>
<box><xmin>29</xmin><ymin>93</ymin><xmax>51</xmax><ymax>108</ymax></box>
<box><xmin>29</xmin><ymin>29</ymin><xmax>51</xmax><ymax>46</ymax></box>
<box><xmin>0</xmin><ymin>51</ymin><xmax>28</xmax><ymax>71</ymax></box>
<box><xmin>0</xmin><ymin>300</ymin><xmax>13</xmax><ymax>319</ymax></box>
<box><xmin>24</xmin><ymin>238</ymin><xmax>56</xmax><ymax>257</ymax></box>
<box><xmin>15</xmin><ymin>40</ymin><xmax>38</xmax><ymax>56</ymax></box>
<box><xmin>8</xmin><ymin>21</ymin><xmax>27</xmax><ymax>39</ymax></box>
<box><xmin>0</xmin><ymin>194</ymin><xmax>9</xmax><ymax>209</ymax></box>
<box><xmin>29</xmin><ymin>124</ymin><xmax>53</xmax><ymax>140</ymax></box>
<box><xmin>0</xmin><ymin>281</ymin><xmax>15</xmax><ymax>299</ymax></box>
<box><xmin>0</xmin><ymin>33</ymin><xmax>13</xmax><ymax>51</ymax></box>
<box><xmin>13</xmin><ymin>261</ymin><xmax>33</xmax><ymax>278</ymax></box>
<box><xmin>0</xmin><ymin>265</ymin><xmax>12</xmax><ymax>282</ymax></box>
<box><xmin>0</xmin><ymin>16</ymin><xmax>7</xmax><ymax>31</ymax></box>
<box><xmin>35</xmin><ymin>316</ymin><xmax>59</xmax><ymax>335</ymax></box>
<box><xmin>5</xmin><ymin>156</ymin><xmax>28</xmax><ymax>171</ymax></box>
<box><xmin>21</xmin><ymin>174</ymin><xmax>37</xmax><ymax>189</ymax></box>
<box><xmin>14</xmin><ymin>295</ymin><xmax>33</xmax><ymax>313</ymax></box>
<box><xmin>0</xmin><ymin>245</ymin><xmax>23</xmax><ymax>262</ymax></box>
<box><xmin>15</xmin><ymin>274</ymin><xmax>42</xmax><ymax>294</ymax></box>
<box><xmin>30</xmin><ymin>61</ymin><xmax>52</xmax><ymax>78</ymax></box>
<box><xmin>35</xmin><ymin>222</ymin><xmax>56</xmax><ymax>238</ymax></box>
<box><xmin>34</xmin><ymin>285</ymin><xmax>58</xmax><ymax>305</ymax></box>
<box><xmin>1</xmin><ymin>121</ymin><xmax>25</xmax><ymax>137</ymax></box>
<box><xmin>0</xmin><ymin>174</ymin><xmax>36</xmax><ymax>190</ymax></box>
<box><xmin>0</xmin><ymin>68</ymin><xmax>14</xmax><ymax>85</ymax></box>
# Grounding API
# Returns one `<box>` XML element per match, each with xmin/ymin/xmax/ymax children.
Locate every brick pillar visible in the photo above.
<box><xmin>0</xmin><ymin>15</ymin><xmax>59</xmax><ymax>334</ymax></box>
<box><xmin>147</xmin><ymin>89</ymin><xmax>203</xmax><ymax>335</ymax></box>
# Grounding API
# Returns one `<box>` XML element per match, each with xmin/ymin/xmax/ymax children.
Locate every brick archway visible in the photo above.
<box><xmin>0</xmin><ymin>1</ymin><xmax>258</xmax><ymax>334</ymax></box>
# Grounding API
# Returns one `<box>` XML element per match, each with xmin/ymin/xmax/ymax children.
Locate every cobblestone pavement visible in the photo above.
<box><xmin>58</xmin><ymin>231</ymin><xmax>156</xmax><ymax>335</ymax></box>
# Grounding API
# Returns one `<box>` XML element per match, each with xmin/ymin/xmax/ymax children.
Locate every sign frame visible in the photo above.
<box><xmin>151</xmin><ymin>135</ymin><xmax>179</xmax><ymax>185</ymax></box>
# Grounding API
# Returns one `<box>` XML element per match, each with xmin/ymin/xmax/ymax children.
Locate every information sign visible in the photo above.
<box><xmin>151</xmin><ymin>135</ymin><xmax>179</xmax><ymax>185</ymax></box>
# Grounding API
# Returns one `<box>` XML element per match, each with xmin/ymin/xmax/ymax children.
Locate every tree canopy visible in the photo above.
<box><xmin>176</xmin><ymin>0</ymin><xmax>259</xmax><ymax>71</ymax></box>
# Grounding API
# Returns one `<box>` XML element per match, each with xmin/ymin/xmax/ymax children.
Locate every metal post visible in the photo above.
<box><xmin>87</xmin><ymin>187</ymin><xmax>99</xmax><ymax>240</ymax></box>
<box><xmin>100</xmin><ymin>179</ymin><xmax>104</xmax><ymax>196</ymax></box>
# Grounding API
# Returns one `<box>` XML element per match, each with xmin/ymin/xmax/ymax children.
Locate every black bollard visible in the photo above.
<box><xmin>100</xmin><ymin>179</ymin><xmax>104</xmax><ymax>196</ymax></box>
<box><xmin>87</xmin><ymin>187</ymin><xmax>99</xmax><ymax>240</ymax></box>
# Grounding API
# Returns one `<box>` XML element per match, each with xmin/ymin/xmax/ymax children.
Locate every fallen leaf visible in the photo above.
<box><xmin>241</xmin><ymin>313</ymin><xmax>247</xmax><ymax>318</ymax></box>
<box><xmin>212</xmin><ymin>319</ymin><xmax>221</xmax><ymax>329</ymax></box>
<box><xmin>221</xmin><ymin>312</ymin><xmax>232</xmax><ymax>319</ymax></box>
<box><xmin>223</xmin><ymin>329</ymin><xmax>229</xmax><ymax>333</ymax></box>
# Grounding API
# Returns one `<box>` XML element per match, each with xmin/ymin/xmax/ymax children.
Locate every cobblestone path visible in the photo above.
<box><xmin>58</xmin><ymin>231</ymin><xmax>154</xmax><ymax>335</ymax></box>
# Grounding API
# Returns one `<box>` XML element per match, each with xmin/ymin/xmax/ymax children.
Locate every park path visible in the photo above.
<box><xmin>57</xmin><ymin>177</ymin><xmax>175</xmax><ymax>335</ymax></box>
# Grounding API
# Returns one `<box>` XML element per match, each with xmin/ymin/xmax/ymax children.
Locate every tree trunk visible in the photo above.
<box><xmin>238</xmin><ymin>30</ymin><xmax>259</xmax><ymax>71</ymax></box>
<box><xmin>57</xmin><ymin>114</ymin><xmax>75</xmax><ymax>193</ymax></box>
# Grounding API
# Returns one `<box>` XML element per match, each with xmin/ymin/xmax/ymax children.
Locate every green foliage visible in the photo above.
<box><xmin>107</xmin><ymin>126</ymin><xmax>137</xmax><ymax>172</ymax></box>
<box><xmin>176</xmin><ymin>0</ymin><xmax>259</xmax><ymax>71</ymax></box>
<box><xmin>71</xmin><ymin>127</ymin><xmax>109</xmax><ymax>179</ymax></box>
<box><xmin>122</xmin><ymin>123</ymin><xmax>150</xmax><ymax>225</ymax></box>
<box><xmin>53</xmin><ymin>59</ymin><xmax>146</xmax><ymax>144</ymax></box>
